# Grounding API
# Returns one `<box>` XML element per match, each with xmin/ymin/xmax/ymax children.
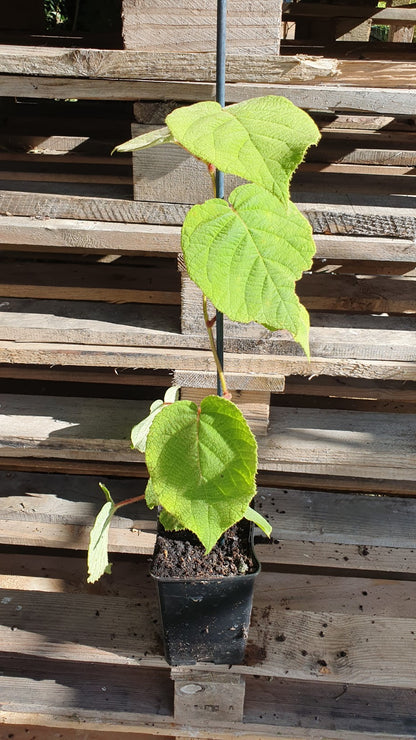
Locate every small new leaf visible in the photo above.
<box><xmin>244</xmin><ymin>506</ymin><xmax>272</xmax><ymax>538</ymax></box>
<box><xmin>164</xmin><ymin>385</ymin><xmax>180</xmax><ymax>404</ymax></box>
<box><xmin>87</xmin><ymin>500</ymin><xmax>116</xmax><ymax>584</ymax></box>
<box><xmin>113</xmin><ymin>126</ymin><xmax>174</xmax><ymax>154</ymax></box>
<box><xmin>131</xmin><ymin>399</ymin><xmax>164</xmax><ymax>453</ymax></box>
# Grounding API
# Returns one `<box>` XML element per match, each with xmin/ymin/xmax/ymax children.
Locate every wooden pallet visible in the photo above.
<box><xmin>1</xmin><ymin>20</ymin><xmax>416</xmax><ymax>740</ymax></box>
<box><xmin>2</xmin><ymin>464</ymin><xmax>416</xmax><ymax>739</ymax></box>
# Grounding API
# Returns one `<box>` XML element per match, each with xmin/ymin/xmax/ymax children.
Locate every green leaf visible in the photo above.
<box><xmin>145</xmin><ymin>396</ymin><xmax>257</xmax><ymax>553</ymax></box>
<box><xmin>159</xmin><ymin>509</ymin><xmax>185</xmax><ymax>532</ymax></box>
<box><xmin>181</xmin><ymin>182</ymin><xmax>315</xmax><ymax>355</ymax></box>
<box><xmin>87</xmin><ymin>500</ymin><xmax>116</xmax><ymax>584</ymax></box>
<box><xmin>98</xmin><ymin>482</ymin><xmax>115</xmax><ymax>505</ymax></box>
<box><xmin>166</xmin><ymin>97</ymin><xmax>320</xmax><ymax>202</ymax></box>
<box><xmin>164</xmin><ymin>385</ymin><xmax>181</xmax><ymax>404</ymax></box>
<box><xmin>112</xmin><ymin>126</ymin><xmax>173</xmax><ymax>154</ymax></box>
<box><xmin>144</xmin><ymin>478</ymin><xmax>159</xmax><ymax>509</ymax></box>
<box><xmin>244</xmin><ymin>506</ymin><xmax>272</xmax><ymax>538</ymax></box>
<box><xmin>131</xmin><ymin>399</ymin><xmax>164</xmax><ymax>453</ymax></box>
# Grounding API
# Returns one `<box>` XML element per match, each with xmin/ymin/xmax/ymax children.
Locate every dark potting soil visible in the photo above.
<box><xmin>151</xmin><ymin>522</ymin><xmax>257</xmax><ymax>579</ymax></box>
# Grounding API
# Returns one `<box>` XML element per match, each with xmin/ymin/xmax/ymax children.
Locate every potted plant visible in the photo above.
<box><xmin>87</xmin><ymin>96</ymin><xmax>320</xmax><ymax>665</ymax></box>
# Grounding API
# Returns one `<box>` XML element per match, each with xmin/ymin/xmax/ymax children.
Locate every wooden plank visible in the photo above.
<box><xmin>283</xmin><ymin>376</ymin><xmax>416</xmax><ymax>403</ymax></box>
<box><xmin>1</xmin><ymin>217</ymin><xmax>413</xmax><ymax>263</ymax></box>
<box><xmin>0</xmin><ymin>260</ymin><xmax>180</xmax><ymax>304</ymax></box>
<box><xmin>255</xmin><ymin>487</ymin><xmax>416</xmax><ymax>573</ymax></box>
<box><xmin>0</xmin><ymin>46</ymin><xmax>341</xmax><ymax>83</ymax></box>
<box><xmin>0</xmin><ymin>215</ymin><xmax>181</xmax><ymax>255</ymax></box>
<box><xmin>172</xmin><ymin>670</ymin><xmax>245</xmax><ymax>723</ymax></box>
<box><xmin>122</xmin><ymin>0</ymin><xmax>282</xmax><ymax>53</ymax></box>
<box><xmin>2</xmin><ymin>472</ymin><xmax>416</xmax><ymax>573</ymax></box>
<box><xmin>1</xmin><ymin>189</ymin><xmax>415</xmax><ymax>238</ymax></box>
<box><xmin>3</xmin><ymin>568</ymin><xmax>416</xmax><ymax>689</ymax></box>
<box><xmin>1</xmin><ymin>76</ymin><xmax>416</xmax><ymax>115</ymax></box>
<box><xmin>283</xmin><ymin>3</ymin><xmax>416</xmax><ymax>23</ymax></box>
<box><xmin>1</xmin><ymin>45</ymin><xmax>416</xmax><ymax>89</ymax></box>
<box><xmin>259</xmin><ymin>407</ymin><xmax>416</xmax><ymax>480</ymax></box>
<box><xmin>1</xmin><ymin>299</ymin><xmax>415</xmax><ymax>361</ymax></box>
<box><xmin>174</xmin><ymin>370</ymin><xmax>285</xmax><ymax>393</ymax></box>
<box><xmin>0</xmin><ymin>341</ymin><xmax>415</xmax><ymax>381</ymax></box>
<box><xmin>244</xmin><ymin>676</ymin><xmax>416</xmax><ymax>740</ymax></box>
<box><xmin>0</xmin><ymin>727</ymin><xmax>171</xmax><ymax>740</ymax></box>
<box><xmin>2</xmin><ymin>712</ymin><xmax>415</xmax><ymax>740</ymax></box>
<box><xmin>0</xmin><ymin>365</ymin><xmax>172</xmax><ymax>387</ymax></box>
<box><xmin>0</xmin><ymin>394</ymin><xmax>413</xmax><ymax>480</ymax></box>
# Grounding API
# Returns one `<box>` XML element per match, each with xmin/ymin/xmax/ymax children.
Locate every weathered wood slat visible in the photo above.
<box><xmin>2</xmin><ymin>564</ymin><xmax>416</xmax><ymax>689</ymax></box>
<box><xmin>283</xmin><ymin>376</ymin><xmax>416</xmax><ymax>403</ymax></box>
<box><xmin>2</xmin><ymin>471</ymin><xmax>416</xmax><ymax>574</ymax></box>
<box><xmin>1</xmin><ymin>216</ymin><xmax>414</xmax><ymax>263</ymax></box>
<box><xmin>122</xmin><ymin>0</ymin><xmax>282</xmax><ymax>53</ymax></box>
<box><xmin>1</xmin><ymin>299</ymin><xmax>414</xmax><ymax>361</ymax></box>
<box><xmin>283</xmin><ymin>3</ymin><xmax>416</xmax><ymax>23</ymax></box>
<box><xmin>1</xmin><ymin>76</ymin><xmax>416</xmax><ymax>115</ymax></box>
<box><xmin>0</xmin><ymin>394</ymin><xmax>413</xmax><ymax>480</ymax></box>
<box><xmin>1</xmin><ymin>190</ymin><xmax>415</xmax><ymax>238</ymax></box>
<box><xmin>1</xmin><ymin>45</ymin><xmax>416</xmax><ymax>88</ymax></box>
<box><xmin>0</xmin><ymin>260</ymin><xmax>180</xmax><ymax>304</ymax></box>
<box><xmin>0</xmin><ymin>215</ymin><xmax>181</xmax><ymax>255</ymax></box>
<box><xmin>0</xmin><ymin>341</ymin><xmax>414</xmax><ymax>381</ymax></box>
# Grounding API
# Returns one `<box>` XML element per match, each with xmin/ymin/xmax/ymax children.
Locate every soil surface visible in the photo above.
<box><xmin>151</xmin><ymin>521</ymin><xmax>258</xmax><ymax>578</ymax></box>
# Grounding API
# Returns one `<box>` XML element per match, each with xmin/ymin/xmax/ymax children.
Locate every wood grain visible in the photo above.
<box><xmin>0</xmin><ymin>394</ymin><xmax>413</xmax><ymax>480</ymax></box>
<box><xmin>122</xmin><ymin>0</ymin><xmax>282</xmax><ymax>53</ymax></box>
<box><xmin>1</xmin><ymin>45</ymin><xmax>416</xmax><ymax>89</ymax></box>
<box><xmin>0</xmin><ymin>341</ymin><xmax>414</xmax><ymax>381</ymax></box>
<box><xmin>1</xmin><ymin>76</ymin><xmax>416</xmax><ymax>114</ymax></box>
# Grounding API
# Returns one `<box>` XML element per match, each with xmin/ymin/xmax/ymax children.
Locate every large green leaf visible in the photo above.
<box><xmin>181</xmin><ymin>182</ymin><xmax>315</xmax><ymax>356</ymax></box>
<box><xmin>145</xmin><ymin>396</ymin><xmax>257</xmax><ymax>553</ymax></box>
<box><xmin>166</xmin><ymin>97</ymin><xmax>320</xmax><ymax>202</ymax></box>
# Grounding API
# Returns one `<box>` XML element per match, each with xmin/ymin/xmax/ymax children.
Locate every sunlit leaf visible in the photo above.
<box><xmin>146</xmin><ymin>396</ymin><xmax>257</xmax><ymax>553</ymax></box>
<box><xmin>87</xmin><ymin>500</ymin><xmax>116</xmax><ymax>584</ymax></box>
<box><xmin>182</xmin><ymin>182</ymin><xmax>315</xmax><ymax>355</ymax></box>
<box><xmin>244</xmin><ymin>506</ymin><xmax>272</xmax><ymax>538</ymax></box>
<box><xmin>166</xmin><ymin>96</ymin><xmax>320</xmax><ymax>202</ymax></box>
<box><xmin>113</xmin><ymin>126</ymin><xmax>173</xmax><ymax>154</ymax></box>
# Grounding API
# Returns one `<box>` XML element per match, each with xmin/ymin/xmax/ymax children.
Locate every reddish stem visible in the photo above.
<box><xmin>114</xmin><ymin>493</ymin><xmax>146</xmax><ymax>511</ymax></box>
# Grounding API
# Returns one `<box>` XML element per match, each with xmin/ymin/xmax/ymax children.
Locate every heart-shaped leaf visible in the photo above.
<box><xmin>145</xmin><ymin>396</ymin><xmax>257</xmax><ymax>553</ymax></box>
<box><xmin>166</xmin><ymin>96</ymin><xmax>320</xmax><ymax>202</ymax></box>
<box><xmin>181</xmin><ymin>182</ymin><xmax>315</xmax><ymax>355</ymax></box>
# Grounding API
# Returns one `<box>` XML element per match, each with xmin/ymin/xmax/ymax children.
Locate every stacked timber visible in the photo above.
<box><xmin>0</xmin><ymin>2</ymin><xmax>416</xmax><ymax>739</ymax></box>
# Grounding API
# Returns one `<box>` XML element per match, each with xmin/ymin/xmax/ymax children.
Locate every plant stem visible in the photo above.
<box><xmin>114</xmin><ymin>494</ymin><xmax>146</xmax><ymax>511</ymax></box>
<box><xmin>203</xmin><ymin>294</ymin><xmax>230</xmax><ymax>398</ymax></box>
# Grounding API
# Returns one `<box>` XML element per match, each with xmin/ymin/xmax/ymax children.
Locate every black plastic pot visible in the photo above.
<box><xmin>151</xmin><ymin>527</ymin><xmax>260</xmax><ymax>666</ymax></box>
